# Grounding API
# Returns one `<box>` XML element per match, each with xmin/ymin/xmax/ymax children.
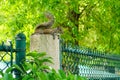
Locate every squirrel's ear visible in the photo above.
<box><xmin>57</xmin><ymin>27</ymin><xmax>63</xmax><ymax>33</ymax></box>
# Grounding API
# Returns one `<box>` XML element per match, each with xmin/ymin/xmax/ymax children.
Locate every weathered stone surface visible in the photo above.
<box><xmin>30</xmin><ymin>34</ymin><xmax>60</xmax><ymax>70</ymax></box>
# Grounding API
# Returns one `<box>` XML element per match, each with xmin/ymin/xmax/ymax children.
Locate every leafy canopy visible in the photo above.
<box><xmin>0</xmin><ymin>0</ymin><xmax>120</xmax><ymax>53</ymax></box>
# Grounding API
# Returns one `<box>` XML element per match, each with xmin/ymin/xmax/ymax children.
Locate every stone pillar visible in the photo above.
<box><xmin>30</xmin><ymin>34</ymin><xmax>60</xmax><ymax>70</ymax></box>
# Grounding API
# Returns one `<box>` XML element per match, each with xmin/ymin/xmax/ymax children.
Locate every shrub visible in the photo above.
<box><xmin>0</xmin><ymin>51</ymin><xmax>86</xmax><ymax>80</ymax></box>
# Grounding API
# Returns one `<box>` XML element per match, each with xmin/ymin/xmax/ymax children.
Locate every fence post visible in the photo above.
<box><xmin>15</xmin><ymin>33</ymin><xmax>26</xmax><ymax>78</ymax></box>
<box><xmin>30</xmin><ymin>34</ymin><xmax>60</xmax><ymax>71</ymax></box>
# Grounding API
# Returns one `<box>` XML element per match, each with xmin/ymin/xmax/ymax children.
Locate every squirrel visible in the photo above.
<box><xmin>34</xmin><ymin>12</ymin><xmax>54</xmax><ymax>34</ymax></box>
<box><xmin>33</xmin><ymin>12</ymin><xmax>62</xmax><ymax>39</ymax></box>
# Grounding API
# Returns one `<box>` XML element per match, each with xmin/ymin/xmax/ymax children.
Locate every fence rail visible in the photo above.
<box><xmin>61</xmin><ymin>41</ymin><xmax>120</xmax><ymax>80</ymax></box>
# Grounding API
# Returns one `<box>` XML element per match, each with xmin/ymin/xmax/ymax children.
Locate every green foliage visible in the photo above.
<box><xmin>0</xmin><ymin>0</ymin><xmax>120</xmax><ymax>53</ymax></box>
<box><xmin>0</xmin><ymin>51</ymin><xmax>86</xmax><ymax>80</ymax></box>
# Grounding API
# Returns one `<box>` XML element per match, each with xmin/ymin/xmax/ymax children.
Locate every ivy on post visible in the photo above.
<box><xmin>15</xmin><ymin>33</ymin><xmax>26</xmax><ymax>79</ymax></box>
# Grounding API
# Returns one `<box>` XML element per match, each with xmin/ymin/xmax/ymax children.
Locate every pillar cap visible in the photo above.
<box><xmin>16</xmin><ymin>33</ymin><xmax>26</xmax><ymax>40</ymax></box>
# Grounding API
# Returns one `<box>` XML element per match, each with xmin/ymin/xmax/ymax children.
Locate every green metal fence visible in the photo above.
<box><xmin>61</xmin><ymin>41</ymin><xmax>120</xmax><ymax>80</ymax></box>
<box><xmin>0</xmin><ymin>33</ymin><xmax>26</xmax><ymax>79</ymax></box>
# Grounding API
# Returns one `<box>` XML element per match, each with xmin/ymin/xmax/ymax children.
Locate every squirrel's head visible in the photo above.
<box><xmin>57</xmin><ymin>27</ymin><xmax>63</xmax><ymax>33</ymax></box>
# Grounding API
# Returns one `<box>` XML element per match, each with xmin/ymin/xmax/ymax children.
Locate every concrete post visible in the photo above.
<box><xmin>30</xmin><ymin>34</ymin><xmax>60</xmax><ymax>70</ymax></box>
